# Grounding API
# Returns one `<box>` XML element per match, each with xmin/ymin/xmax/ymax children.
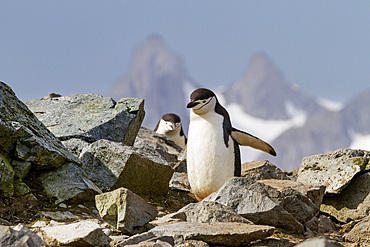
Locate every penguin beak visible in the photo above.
<box><xmin>187</xmin><ymin>101</ymin><xmax>199</xmax><ymax>108</ymax></box>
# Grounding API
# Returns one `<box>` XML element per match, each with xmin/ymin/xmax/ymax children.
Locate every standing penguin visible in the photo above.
<box><xmin>186</xmin><ymin>88</ymin><xmax>276</xmax><ymax>201</ymax></box>
<box><xmin>154</xmin><ymin>113</ymin><xmax>187</xmax><ymax>149</ymax></box>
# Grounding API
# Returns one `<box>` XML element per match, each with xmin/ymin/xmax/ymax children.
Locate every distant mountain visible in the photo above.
<box><xmin>222</xmin><ymin>53</ymin><xmax>324</xmax><ymax>120</ymax></box>
<box><xmin>109</xmin><ymin>35</ymin><xmax>370</xmax><ymax>172</ymax></box>
<box><xmin>258</xmin><ymin>90</ymin><xmax>370</xmax><ymax>171</ymax></box>
<box><xmin>110</xmin><ymin>35</ymin><xmax>197</xmax><ymax>130</ymax></box>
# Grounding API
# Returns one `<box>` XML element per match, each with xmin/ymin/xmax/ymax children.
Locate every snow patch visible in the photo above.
<box><xmin>224</xmin><ymin>103</ymin><xmax>307</xmax><ymax>162</ymax></box>
<box><xmin>226</xmin><ymin>103</ymin><xmax>306</xmax><ymax>141</ymax></box>
<box><xmin>317</xmin><ymin>98</ymin><xmax>343</xmax><ymax>112</ymax></box>
<box><xmin>349</xmin><ymin>131</ymin><xmax>370</xmax><ymax>151</ymax></box>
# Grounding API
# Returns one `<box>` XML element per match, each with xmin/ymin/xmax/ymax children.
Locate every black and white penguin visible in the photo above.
<box><xmin>154</xmin><ymin>113</ymin><xmax>187</xmax><ymax>149</ymax></box>
<box><xmin>186</xmin><ymin>88</ymin><xmax>276</xmax><ymax>201</ymax></box>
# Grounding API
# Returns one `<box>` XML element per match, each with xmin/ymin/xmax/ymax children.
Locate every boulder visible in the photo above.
<box><xmin>134</xmin><ymin>127</ymin><xmax>183</xmax><ymax>163</ymax></box>
<box><xmin>295</xmin><ymin>237</ymin><xmax>344</xmax><ymax>247</ymax></box>
<box><xmin>25</xmin><ymin>94</ymin><xmax>145</xmax><ymax>146</ymax></box>
<box><xmin>248</xmin><ymin>237</ymin><xmax>295</xmax><ymax>247</ymax></box>
<box><xmin>304</xmin><ymin>215</ymin><xmax>337</xmax><ymax>235</ymax></box>
<box><xmin>0</xmin><ymin>82</ymin><xmax>80</xmax><ymax>171</ymax></box>
<box><xmin>204</xmin><ymin>177</ymin><xmax>305</xmax><ymax>233</ymax></box>
<box><xmin>38</xmin><ymin>220</ymin><xmax>111</xmax><ymax>246</ymax></box>
<box><xmin>152</xmin><ymin>201</ymin><xmax>253</xmax><ymax>226</ymax></box>
<box><xmin>345</xmin><ymin>215</ymin><xmax>370</xmax><ymax>245</ymax></box>
<box><xmin>0</xmin><ymin>158</ymin><xmax>14</xmax><ymax>197</ymax></box>
<box><xmin>95</xmin><ymin>188</ymin><xmax>158</xmax><ymax>234</ymax></box>
<box><xmin>39</xmin><ymin>162</ymin><xmax>102</xmax><ymax>203</ymax></box>
<box><xmin>257</xmin><ymin>179</ymin><xmax>319</xmax><ymax>224</ymax></box>
<box><xmin>149</xmin><ymin>222</ymin><xmax>275</xmax><ymax>246</ymax></box>
<box><xmin>79</xmin><ymin>139</ymin><xmax>174</xmax><ymax>194</ymax></box>
<box><xmin>241</xmin><ymin>160</ymin><xmax>291</xmax><ymax>180</ymax></box>
<box><xmin>169</xmin><ymin>172</ymin><xmax>190</xmax><ymax>192</ymax></box>
<box><xmin>0</xmin><ymin>224</ymin><xmax>47</xmax><ymax>247</ymax></box>
<box><xmin>320</xmin><ymin>172</ymin><xmax>370</xmax><ymax>223</ymax></box>
<box><xmin>176</xmin><ymin>201</ymin><xmax>253</xmax><ymax>224</ymax></box>
<box><xmin>296</xmin><ymin>149</ymin><xmax>370</xmax><ymax>194</ymax></box>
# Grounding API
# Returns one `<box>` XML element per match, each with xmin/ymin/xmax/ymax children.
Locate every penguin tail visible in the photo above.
<box><xmin>230</xmin><ymin>128</ymin><xmax>276</xmax><ymax>156</ymax></box>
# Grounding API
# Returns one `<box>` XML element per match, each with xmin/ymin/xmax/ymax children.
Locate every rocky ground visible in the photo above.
<box><xmin>0</xmin><ymin>81</ymin><xmax>369</xmax><ymax>247</ymax></box>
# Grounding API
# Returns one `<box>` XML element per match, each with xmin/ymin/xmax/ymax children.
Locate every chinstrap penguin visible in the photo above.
<box><xmin>186</xmin><ymin>88</ymin><xmax>276</xmax><ymax>201</ymax></box>
<box><xmin>154</xmin><ymin>113</ymin><xmax>187</xmax><ymax>149</ymax></box>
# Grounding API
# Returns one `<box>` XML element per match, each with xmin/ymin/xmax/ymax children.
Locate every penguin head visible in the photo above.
<box><xmin>156</xmin><ymin>113</ymin><xmax>182</xmax><ymax>134</ymax></box>
<box><xmin>187</xmin><ymin>88</ymin><xmax>217</xmax><ymax>115</ymax></box>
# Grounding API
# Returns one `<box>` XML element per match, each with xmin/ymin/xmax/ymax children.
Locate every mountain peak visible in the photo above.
<box><xmin>110</xmin><ymin>35</ymin><xmax>196</xmax><ymax>130</ymax></box>
<box><xmin>248</xmin><ymin>52</ymin><xmax>274</xmax><ymax>71</ymax></box>
<box><xmin>223</xmin><ymin>52</ymin><xmax>323</xmax><ymax>120</ymax></box>
<box><xmin>129</xmin><ymin>34</ymin><xmax>186</xmax><ymax>78</ymax></box>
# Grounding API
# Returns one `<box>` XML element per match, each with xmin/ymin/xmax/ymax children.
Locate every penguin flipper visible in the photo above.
<box><xmin>230</xmin><ymin>129</ymin><xmax>276</xmax><ymax>156</ymax></box>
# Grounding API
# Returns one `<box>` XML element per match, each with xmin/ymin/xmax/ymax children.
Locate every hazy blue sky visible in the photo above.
<box><xmin>1</xmin><ymin>1</ymin><xmax>370</xmax><ymax>103</ymax></box>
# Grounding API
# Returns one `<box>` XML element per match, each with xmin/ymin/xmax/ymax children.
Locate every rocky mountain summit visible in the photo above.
<box><xmin>0</xmin><ymin>81</ymin><xmax>369</xmax><ymax>246</ymax></box>
<box><xmin>109</xmin><ymin>35</ymin><xmax>198</xmax><ymax>131</ymax></box>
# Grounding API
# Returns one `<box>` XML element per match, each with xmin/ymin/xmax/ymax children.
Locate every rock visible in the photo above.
<box><xmin>25</xmin><ymin>94</ymin><xmax>145</xmax><ymax>146</ymax></box>
<box><xmin>204</xmin><ymin>177</ymin><xmax>305</xmax><ymax>233</ymax></box>
<box><xmin>134</xmin><ymin>127</ymin><xmax>183</xmax><ymax>162</ymax></box>
<box><xmin>95</xmin><ymin>188</ymin><xmax>158</xmax><ymax>234</ymax></box>
<box><xmin>11</xmin><ymin>160</ymin><xmax>31</xmax><ymax>179</ymax></box>
<box><xmin>125</xmin><ymin>236</ymin><xmax>174</xmax><ymax>247</ymax></box>
<box><xmin>149</xmin><ymin>222</ymin><xmax>275</xmax><ymax>246</ymax></box>
<box><xmin>39</xmin><ymin>162</ymin><xmax>102</xmax><ymax>203</ymax></box>
<box><xmin>152</xmin><ymin>201</ymin><xmax>252</xmax><ymax>226</ymax></box>
<box><xmin>320</xmin><ymin>172</ymin><xmax>370</xmax><ymax>223</ymax></box>
<box><xmin>40</xmin><ymin>211</ymin><xmax>80</xmax><ymax>221</ymax></box>
<box><xmin>177</xmin><ymin>201</ymin><xmax>253</xmax><ymax>224</ymax></box>
<box><xmin>258</xmin><ymin>179</ymin><xmax>319</xmax><ymax>224</ymax></box>
<box><xmin>39</xmin><ymin>220</ymin><xmax>111</xmax><ymax>246</ymax></box>
<box><xmin>169</xmin><ymin>172</ymin><xmax>190</xmax><ymax>192</ymax></box>
<box><xmin>345</xmin><ymin>215</ymin><xmax>370</xmax><ymax>245</ymax></box>
<box><xmin>305</xmin><ymin>184</ymin><xmax>326</xmax><ymax>208</ymax></box>
<box><xmin>305</xmin><ymin>215</ymin><xmax>337</xmax><ymax>234</ymax></box>
<box><xmin>241</xmin><ymin>160</ymin><xmax>291</xmax><ymax>180</ymax></box>
<box><xmin>294</xmin><ymin>237</ymin><xmax>344</xmax><ymax>247</ymax></box>
<box><xmin>0</xmin><ymin>81</ymin><xmax>80</xmax><ymax>171</ymax></box>
<box><xmin>0</xmin><ymin>224</ymin><xmax>48</xmax><ymax>247</ymax></box>
<box><xmin>296</xmin><ymin>149</ymin><xmax>370</xmax><ymax>194</ymax></box>
<box><xmin>176</xmin><ymin>240</ymin><xmax>210</xmax><ymax>247</ymax></box>
<box><xmin>248</xmin><ymin>237</ymin><xmax>295</xmax><ymax>247</ymax></box>
<box><xmin>0</xmin><ymin>158</ymin><xmax>14</xmax><ymax>197</ymax></box>
<box><xmin>79</xmin><ymin>139</ymin><xmax>174</xmax><ymax>194</ymax></box>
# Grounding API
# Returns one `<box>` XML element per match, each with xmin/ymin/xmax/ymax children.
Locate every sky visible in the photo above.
<box><xmin>1</xmin><ymin>1</ymin><xmax>370</xmax><ymax>103</ymax></box>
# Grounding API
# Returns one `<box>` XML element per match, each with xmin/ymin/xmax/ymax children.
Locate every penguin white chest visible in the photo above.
<box><xmin>187</xmin><ymin>111</ymin><xmax>234</xmax><ymax>200</ymax></box>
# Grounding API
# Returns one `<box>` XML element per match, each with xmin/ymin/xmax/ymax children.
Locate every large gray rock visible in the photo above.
<box><xmin>177</xmin><ymin>201</ymin><xmax>253</xmax><ymax>224</ymax></box>
<box><xmin>39</xmin><ymin>162</ymin><xmax>102</xmax><ymax>203</ymax></box>
<box><xmin>345</xmin><ymin>215</ymin><xmax>370</xmax><ymax>245</ymax></box>
<box><xmin>320</xmin><ymin>172</ymin><xmax>370</xmax><ymax>223</ymax></box>
<box><xmin>257</xmin><ymin>179</ymin><xmax>319</xmax><ymax>224</ymax></box>
<box><xmin>0</xmin><ymin>224</ymin><xmax>48</xmax><ymax>247</ymax></box>
<box><xmin>79</xmin><ymin>139</ymin><xmax>174</xmax><ymax>194</ymax></box>
<box><xmin>39</xmin><ymin>220</ymin><xmax>111</xmax><ymax>246</ymax></box>
<box><xmin>134</xmin><ymin>127</ymin><xmax>183</xmax><ymax>163</ymax></box>
<box><xmin>25</xmin><ymin>93</ymin><xmax>144</xmax><ymax>146</ymax></box>
<box><xmin>248</xmin><ymin>237</ymin><xmax>295</xmax><ymax>247</ymax></box>
<box><xmin>0</xmin><ymin>82</ymin><xmax>80</xmax><ymax>171</ymax></box>
<box><xmin>204</xmin><ymin>177</ymin><xmax>305</xmax><ymax>233</ymax></box>
<box><xmin>152</xmin><ymin>201</ymin><xmax>253</xmax><ymax>226</ymax></box>
<box><xmin>149</xmin><ymin>222</ymin><xmax>275</xmax><ymax>246</ymax></box>
<box><xmin>296</xmin><ymin>149</ymin><xmax>370</xmax><ymax>194</ymax></box>
<box><xmin>241</xmin><ymin>160</ymin><xmax>291</xmax><ymax>180</ymax></box>
<box><xmin>95</xmin><ymin>188</ymin><xmax>158</xmax><ymax>234</ymax></box>
<box><xmin>295</xmin><ymin>237</ymin><xmax>344</xmax><ymax>247</ymax></box>
<box><xmin>0</xmin><ymin>158</ymin><xmax>14</xmax><ymax>197</ymax></box>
